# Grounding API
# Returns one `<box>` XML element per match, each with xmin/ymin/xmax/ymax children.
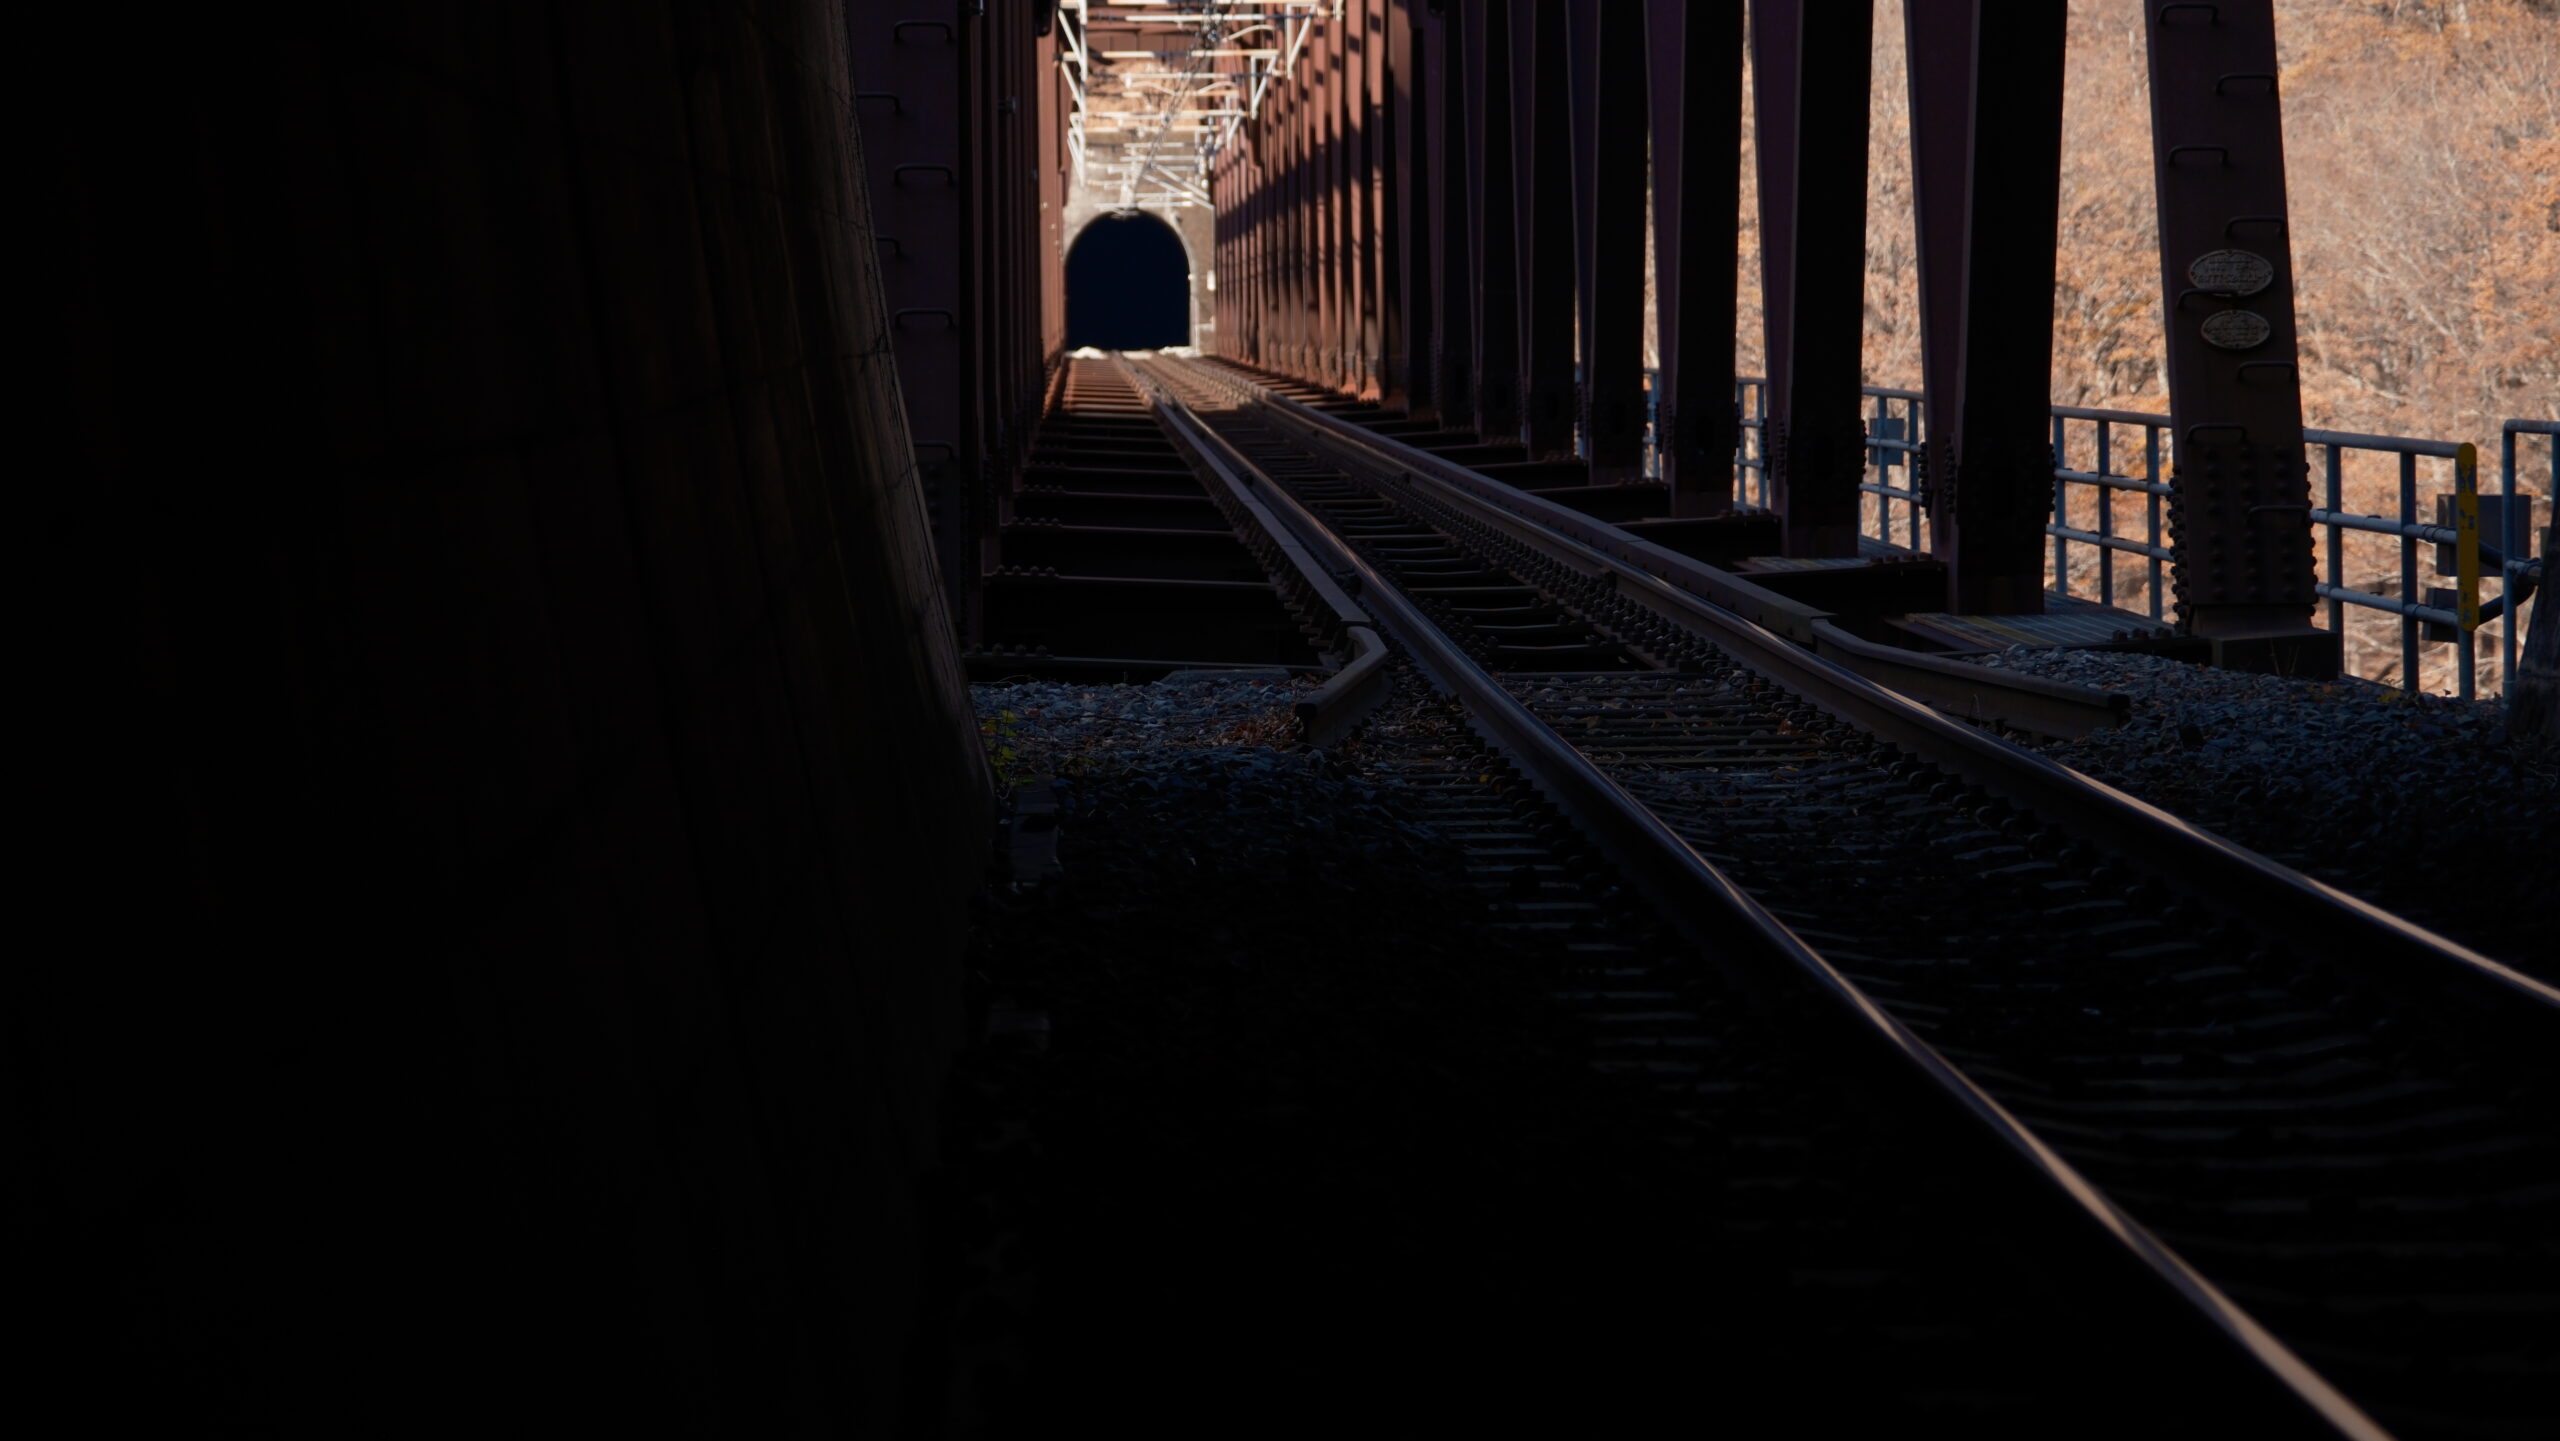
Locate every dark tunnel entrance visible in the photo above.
<box><xmin>1066</xmin><ymin>212</ymin><xmax>1190</xmax><ymax>350</ymax></box>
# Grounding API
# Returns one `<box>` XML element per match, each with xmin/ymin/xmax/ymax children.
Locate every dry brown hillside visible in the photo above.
<box><xmin>1678</xmin><ymin>0</ymin><xmax>2559</xmax><ymax>691</ymax></box>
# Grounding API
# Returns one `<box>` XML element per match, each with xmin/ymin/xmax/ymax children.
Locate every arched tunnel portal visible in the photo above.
<box><xmin>1065</xmin><ymin>210</ymin><xmax>1195</xmax><ymax>351</ymax></box>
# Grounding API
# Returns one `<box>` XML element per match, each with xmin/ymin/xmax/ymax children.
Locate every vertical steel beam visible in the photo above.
<box><xmin>1234</xmin><ymin>128</ymin><xmax>1250</xmax><ymax>361</ymax></box>
<box><xmin>1219</xmin><ymin>142</ymin><xmax>1234</xmax><ymax>358</ymax></box>
<box><xmin>1231</xmin><ymin>135</ymin><xmax>1244</xmax><ymax>361</ymax></box>
<box><xmin>1214</xmin><ymin>152</ymin><xmax>1229</xmax><ymax>355</ymax></box>
<box><xmin>1510</xmin><ymin>0</ymin><xmax>1578</xmax><ymax>457</ymax></box>
<box><xmin>1646</xmin><ymin>1</ymin><xmax>1744</xmax><ymax>513</ymax></box>
<box><xmin>1465</xmin><ymin>0</ymin><xmax>1523</xmax><ymax>437</ymax></box>
<box><xmin>1272</xmin><ymin>96</ymin><xmax>1289</xmax><ymax>367</ymax></box>
<box><xmin>1246</xmin><ymin>142</ymin><xmax>1260</xmax><ymax>362</ymax></box>
<box><xmin>1249</xmin><ymin>131</ymin><xmax>1268</xmax><ymax>364</ymax></box>
<box><xmin>1429</xmin><ymin>3</ymin><xmax>1475</xmax><ymax>429</ymax></box>
<box><xmin>2143</xmin><ymin>0</ymin><xmax>2332</xmax><ymax>674</ymax></box>
<box><xmin>1283</xmin><ymin>53</ymin><xmax>1305</xmax><ymax>377</ymax></box>
<box><xmin>1344</xmin><ymin>9</ymin><xmax>1369</xmax><ymax>397</ymax></box>
<box><xmin>1279</xmin><ymin>85</ymin><xmax>1295</xmax><ymax>373</ymax></box>
<box><xmin>1259</xmin><ymin>103</ymin><xmax>1277</xmax><ymax>362</ymax></box>
<box><xmin>1341</xmin><ymin>19</ymin><xmax>1361</xmax><ymax>391</ymax></box>
<box><xmin>1254</xmin><ymin>133</ymin><xmax>1271</xmax><ymax>366</ymax></box>
<box><xmin>1362</xmin><ymin>0</ymin><xmax>1391</xmax><ymax>402</ymax></box>
<box><xmin>1303</xmin><ymin>60</ymin><xmax>1322</xmax><ymax>382</ymax></box>
<box><xmin>1042</xmin><ymin>11</ymin><xmax>1059</xmax><ymax>370</ymax></box>
<box><xmin>1905</xmin><ymin>0</ymin><xmax>2069</xmax><ymax>615</ymax></box>
<box><xmin>1274</xmin><ymin>90</ymin><xmax>1293</xmax><ymax>372</ymax></box>
<box><xmin>1214</xmin><ymin>151</ymin><xmax>1226</xmax><ymax>353</ymax></box>
<box><xmin>1228</xmin><ymin>145</ymin><xmax>1246</xmax><ymax>360</ymax></box>
<box><xmin>1317</xmin><ymin>21</ymin><xmax>1342</xmax><ymax>388</ymax></box>
<box><xmin>1006</xmin><ymin>6</ymin><xmax>1027</xmax><ymax>416</ymax></box>
<box><xmin>1569</xmin><ymin>0</ymin><xmax>1648</xmax><ymax>480</ymax></box>
<box><xmin>1290</xmin><ymin>79</ymin><xmax>1312</xmax><ymax>377</ymax></box>
<box><xmin>1249</xmin><ymin>136</ymin><xmax>1268</xmax><ymax>364</ymax></box>
<box><xmin>1212</xmin><ymin>156</ymin><xmax>1225</xmax><ymax>352</ymax></box>
<box><xmin>963</xmin><ymin>5</ymin><xmax>996</xmax><ymax>601</ymax></box>
<box><xmin>1751</xmin><ymin>0</ymin><xmax>1873</xmax><ymax>557</ymax></box>
<box><xmin>1344</xmin><ymin>13</ymin><xmax>1371</xmax><ymax>396</ymax></box>
<box><xmin>849</xmin><ymin>1</ymin><xmax>979</xmax><ymax>639</ymax></box>
<box><xmin>1387</xmin><ymin>1</ymin><xmax>1426</xmax><ymax>415</ymax></box>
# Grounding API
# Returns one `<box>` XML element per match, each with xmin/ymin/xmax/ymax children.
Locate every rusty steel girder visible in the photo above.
<box><xmin>1094</xmin><ymin>0</ymin><xmax>2333</xmax><ymax>681</ymax></box>
<box><xmin>1751</xmin><ymin>0</ymin><xmax>1875</xmax><ymax>558</ymax></box>
<box><xmin>1464</xmin><ymin>1</ymin><xmax>1524</xmax><ymax>438</ymax></box>
<box><xmin>850</xmin><ymin>0</ymin><xmax>1062</xmax><ymax>647</ymax></box>
<box><xmin>851</xmin><ymin>2</ymin><xmax>979</xmax><ymax>639</ymax></box>
<box><xmin>1510</xmin><ymin>0</ymin><xmax>1577</xmax><ymax>458</ymax></box>
<box><xmin>2143</xmin><ymin>0</ymin><xmax>2335</xmax><ymax>675</ymax></box>
<box><xmin>1904</xmin><ymin>0</ymin><xmax>2068</xmax><ymax>615</ymax></box>
<box><xmin>1568</xmin><ymin>0</ymin><xmax>1647</xmax><ymax>481</ymax></box>
<box><xmin>1317</xmin><ymin>20</ymin><xmax>1342</xmax><ymax>389</ymax></box>
<box><xmin>1372</xmin><ymin>1</ymin><xmax>1392</xmax><ymax>406</ymax></box>
<box><xmin>1428</xmin><ymin>3</ymin><xmax>1476</xmax><ymax>430</ymax></box>
<box><xmin>1386</xmin><ymin>2</ymin><xmax>1425</xmax><ymax>416</ymax></box>
<box><xmin>1645</xmin><ymin>1</ymin><xmax>1744</xmax><ymax>516</ymax></box>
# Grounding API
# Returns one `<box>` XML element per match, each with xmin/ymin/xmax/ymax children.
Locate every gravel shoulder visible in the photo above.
<box><xmin>1967</xmin><ymin>647</ymin><xmax>2556</xmax><ymax>977</ymax></box>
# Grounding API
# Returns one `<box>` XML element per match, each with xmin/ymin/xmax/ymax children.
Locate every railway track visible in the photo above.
<box><xmin>1123</xmin><ymin>353</ymin><xmax>2560</xmax><ymax>1440</ymax></box>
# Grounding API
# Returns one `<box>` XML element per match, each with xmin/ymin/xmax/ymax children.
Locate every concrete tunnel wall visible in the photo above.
<box><xmin>39</xmin><ymin>2</ymin><xmax>991</xmax><ymax>1433</ymax></box>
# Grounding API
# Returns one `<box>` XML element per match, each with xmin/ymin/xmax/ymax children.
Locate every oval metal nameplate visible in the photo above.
<box><xmin>2189</xmin><ymin>248</ymin><xmax>2275</xmax><ymax>297</ymax></box>
<box><xmin>2200</xmin><ymin>309</ymin><xmax>2273</xmax><ymax>351</ymax></box>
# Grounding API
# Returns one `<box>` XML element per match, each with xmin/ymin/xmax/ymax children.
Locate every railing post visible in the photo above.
<box><xmin>2401</xmin><ymin>450</ymin><xmax>2420</xmax><ymax>690</ymax></box>
<box><xmin>2147</xmin><ymin>422</ymin><xmax>2165</xmax><ymax>618</ymax></box>
<box><xmin>2457</xmin><ymin>441</ymin><xmax>2480</xmax><ymax>701</ymax></box>
<box><xmin>2098</xmin><ymin>421</ymin><xmax>2117</xmax><ymax>608</ymax></box>
<box><xmin>2503</xmin><ymin>426</ymin><xmax>2520</xmax><ymax>689</ymax></box>
<box><xmin>2324</xmin><ymin>443</ymin><xmax>2344</xmax><ymax>643</ymax></box>
<box><xmin>1872</xmin><ymin>391</ymin><xmax>1890</xmax><ymax>545</ymax></box>
<box><xmin>2052</xmin><ymin>411</ymin><xmax>2070</xmax><ymax>598</ymax></box>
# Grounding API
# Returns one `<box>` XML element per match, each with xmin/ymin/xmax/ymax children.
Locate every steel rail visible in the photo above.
<box><xmin>1187</xmin><ymin>363</ymin><xmax>2141</xmax><ymax>739</ymax></box>
<box><xmin>1177</xmin><ymin>357</ymin><xmax>2560</xmax><ymax>1045</ymax></box>
<box><xmin>1134</xmin><ymin>355</ymin><xmax>2384</xmax><ymax>1439</ymax></box>
<box><xmin>1117</xmin><ymin>357</ymin><xmax>1390</xmax><ymax>745</ymax></box>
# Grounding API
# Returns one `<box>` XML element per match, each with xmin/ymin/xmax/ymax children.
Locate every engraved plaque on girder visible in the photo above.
<box><xmin>2188</xmin><ymin>248</ymin><xmax>2276</xmax><ymax>297</ymax></box>
<box><xmin>2200</xmin><ymin>309</ymin><xmax>2273</xmax><ymax>351</ymax></box>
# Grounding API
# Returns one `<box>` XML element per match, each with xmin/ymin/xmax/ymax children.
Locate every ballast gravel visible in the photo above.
<box><xmin>971</xmin><ymin>672</ymin><xmax>1307</xmax><ymax>784</ymax></box>
<box><xmin>1967</xmin><ymin>646</ymin><xmax>2556</xmax><ymax>975</ymax></box>
<box><xmin>950</xmin><ymin>676</ymin><xmax>1635</xmax><ymax>1438</ymax></box>
<box><xmin>945</xmin><ymin>675</ymin><xmax>2146</xmax><ymax>1438</ymax></box>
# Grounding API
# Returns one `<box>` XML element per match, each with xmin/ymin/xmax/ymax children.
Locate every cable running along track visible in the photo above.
<box><xmin>1123</xmin><ymin>352</ymin><xmax>2560</xmax><ymax>1441</ymax></box>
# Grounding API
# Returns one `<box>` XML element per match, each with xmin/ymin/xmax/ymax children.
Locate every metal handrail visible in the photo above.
<box><xmin>1681</xmin><ymin>381</ymin><xmax>2540</xmax><ymax>696</ymax></box>
<box><xmin>2308</xmin><ymin>431</ymin><xmax>2478</xmax><ymax>697</ymax></box>
<box><xmin>2501</xmin><ymin>419</ymin><xmax>2557</xmax><ymax>690</ymax></box>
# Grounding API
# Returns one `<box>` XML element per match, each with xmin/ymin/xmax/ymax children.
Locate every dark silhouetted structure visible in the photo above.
<box><xmin>41</xmin><ymin>3</ymin><xmax>992</xmax><ymax>1433</ymax></box>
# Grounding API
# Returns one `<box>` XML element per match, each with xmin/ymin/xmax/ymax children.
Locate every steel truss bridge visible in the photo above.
<box><xmin>846</xmin><ymin>0</ymin><xmax>2551</xmax><ymax>687</ymax></box>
